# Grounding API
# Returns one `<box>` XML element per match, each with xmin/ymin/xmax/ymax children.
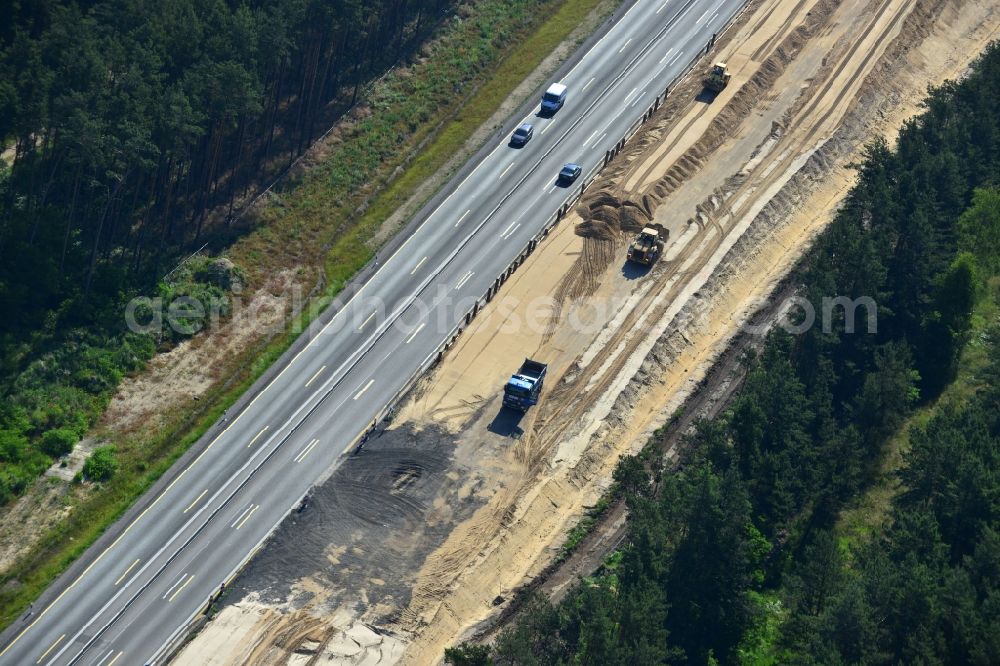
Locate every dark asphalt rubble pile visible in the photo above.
<box><xmin>224</xmin><ymin>421</ymin><xmax>487</xmax><ymax>622</ymax></box>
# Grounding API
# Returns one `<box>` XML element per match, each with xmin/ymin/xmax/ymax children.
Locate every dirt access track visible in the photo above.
<box><xmin>175</xmin><ymin>0</ymin><xmax>1000</xmax><ymax>663</ymax></box>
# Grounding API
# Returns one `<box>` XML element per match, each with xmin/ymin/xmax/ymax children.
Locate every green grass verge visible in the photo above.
<box><xmin>319</xmin><ymin>0</ymin><xmax>609</xmax><ymax>290</ymax></box>
<box><xmin>0</xmin><ymin>0</ymin><xmax>616</xmax><ymax>631</ymax></box>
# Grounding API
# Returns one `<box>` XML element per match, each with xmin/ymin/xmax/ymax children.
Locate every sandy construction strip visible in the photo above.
<box><xmin>397</xmin><ymin>0</ymin><xmax>1000</xmax><ymax>662</ymax></box>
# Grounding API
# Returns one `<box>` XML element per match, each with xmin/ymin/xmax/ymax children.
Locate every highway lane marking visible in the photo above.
<box><xmin>162</xmin><ymin>573</ymin><xmax>188</xmax><ymax>600</ymax></box>
<box><xmin>405</xmin><ymin>323</ymin><xmax>426</xmax><ymax>344</ymax></box>
<box><xmin>304</xmin><ymin>365</ymin><xmax>326</xmax><ymax>388</ymax></box>
<box><xmin>656</xmin><ymin>0</ymin><xmax>669</xmax><ymax>14</ymax></box>
<box><xmin>234</xmin><ymin>506</ymin><xmax>259</xmax><ymax>531</ymax></box>
<box><xmin>35</xmin><ymin>634</ymin><xmax>64</xmax><ymax>663</ymax></box>
<box><xmin>558</xmin><ymin>0</ymin><xmax>647</xmax><ymax>82</ymax></box>
<box><xmin>582</xmin><ymin>77</ymin><xmax>595</xmax><ymax>91</ymax></box>
<box><xmin>502</xmin><ymin>223</ymin><xmax>521</xmax><ymax>240</ymax></box>
<box><xmin>660</xmin><ymin>47</ymin><xmax>675</xmax><ymax>64</ymax></box>
<box><xmin>595</xmin><ymin>133</ymin><xmax>607</xmax><ymax>149</ymax></box>
<box><xmin>96</xmin><ymin>649</ymin><xmax>123</xmax><ymax>666</ymax></box>
<box><xmin>114</xmin><ymin>559</ymin><xmax>141</xmax><ymax>586</ymax></box>
<box><xmin>353</xmin><ymin>379</ymin><xmax>375</xmax><ymax>400</ymax></box>
<box><xmin>500</xmin><ymin>220</ymin><xmax>519</xmax><ymax>237</ymax></box>
<box><xmin>247</xmin><ymin>426</ymin><xmax>269</xmax><ymax>448</ymax></box>
<box><xmin>618</xmin><ymin>37</ymin><xmax>633</xmax><ymax>53</ymax></box>
<box><xmin>410</xmin><ymin>256</ymin><xmax>428</xmax><ymax>274</ymax></box>
<box><xmin>631</xmin><ymin>90</ymin><xmax>646</xmax><ymax>108</ymax></box>
<box><xmin>230</xmin><ymin>504</ymin><xmax>255</xmax><ymax>528</ymax></box>
<box><xmin>710</xmin><ymin>10</ymin><xmax>719</xmax><ymax>22</ymax></box>
<box><xmin>583</xmin><ymin>128</ymin><xmax>600</xmax><ymax>147</ymax></box>
<box><xmin>167</xmin><ymin>574</ymin><xmax>194</xmax><ymax>602</ymax></box>
<box><xmin>697</xmin><ymin>6</ymin><xmax>712</xmax><ymax>23</ymax></box>
<box><xmin>454</xmin><ymin>271</ymin><xmax>474</xmax><ymax>290</ymax></box>
<box><xmin>359</xmin><ymin>310</ymin><xmax>376</xmax><ymax>329</ymax></box>
<box><xmin>435</xmin><ymin>131</ymin><xmax>508</xmax><ymax>212</ymax></box>
<box><xmin>541</xmin><ymin>121</ymin><xmax>555</xmax><ymax>135</ymax></box>
<box><xmin>294</xmin><ymin>439</ymin><xmax>320</xmax><ymax>463</ymax></box>
<box><xmin>667</xmin><ymin>49</ymin><xmax>684</xmax><ymax>66</ymax></box>
<box><xmin>499</xmin><ymin>162</ymin><xmax>515</xmax><ymax>179</ymax></box>
<box><xmin>454</xmin><ymin>209</ymin><xmax>471</xmax><ymax>227</ymax></box>
<box><xmin>622</xmin><ymin>87</ymin><xmax>638</xmax><ymax>105</ymax></box>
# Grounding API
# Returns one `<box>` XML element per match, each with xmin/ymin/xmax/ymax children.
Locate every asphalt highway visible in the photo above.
<box><xmin>0</xmin><ymin>0</ymin><xmax>746</xmax><ymax>662</ymax></box>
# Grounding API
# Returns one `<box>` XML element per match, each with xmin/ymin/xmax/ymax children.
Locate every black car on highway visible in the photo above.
<box><xmin>558</xmin><ymin>163</ymin><xmax>582</xmax><ymax>184</ymax></box>
<box><xmin>510</xmin><ymin>123</ymin><xmax>534</xmax><ymax>147</ymax></box>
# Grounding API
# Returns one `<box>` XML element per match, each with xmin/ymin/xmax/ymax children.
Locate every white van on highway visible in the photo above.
<box><xmin>540</xmin><ymin>83</ymin><xmax>567</xmax><ymax>115</ymax></box>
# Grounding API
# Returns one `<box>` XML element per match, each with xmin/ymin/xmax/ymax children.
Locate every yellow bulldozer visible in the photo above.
<box><xmin>704</xmin><ymin>62</ymin><xmax>731</xmax><ymax>93</ymax></box>
<box><xmin>627</xmin><ymin>226</ymin><xmax>667</xmax><ymax>266</ymax></box>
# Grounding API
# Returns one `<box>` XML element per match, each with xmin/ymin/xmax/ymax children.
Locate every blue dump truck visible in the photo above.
<box><xmin>503</xmin><ymin>359</ymin><xmax>548</xmax><ymax>412</ymax></box>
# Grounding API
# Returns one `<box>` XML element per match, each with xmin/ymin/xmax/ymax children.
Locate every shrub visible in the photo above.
<box><xmin>82</xmin><ymin>446</ymin><xmax>117</xmax><ymax>482</ymax></box>
<box><xmin>0</xmin><ymin>428</ymin><xmax>28</xmax><ymax>463</ymax></box>
<box><xmin>39</xmin><ymin>428</ymin><xmax>77</xmax><ymax>458</ymax></box>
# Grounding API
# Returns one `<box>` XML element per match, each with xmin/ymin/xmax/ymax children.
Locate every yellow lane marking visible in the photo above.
<box><xmin>107</xmin><ymin>651</ymin><xmax>124</xmax><ymax>665</ymax></box>
<box><xmin>230</xmin><ymin>505</ymin><xmax>253</xmax><ymax>528</ymax></box>
<box><xmin>235</xmin><ymin>506</ymin><xmax>259</xmax><ymax>531</ymax></box>
<box><xmin>353</xmin><ymin>379</ymin><xmax>374</xmax><ymax>401</ymax></box>
<box><xmin>183</xmin><ymin>489</ymin><xmax>208</xmax><ymax>514</ymax></box>
<box><xmin>304</xmin><ymin>365</ymin><xmax>326</xmax><ymax>388</ymax></box>
<box><xmin>247</xmin><ymin>425</ymin><xmax>269</xmax><ymax>448</ymax></box>
<box><xmin>359</xmin><ymin>311</ymin><xmax>376</xmax><ymax>329</ymax></box>
<box><xmin>410</xmin><ymin>256</ymin><xmax>427</xmax><ymax>275</ymax></box>
<box><xmin>168</xmin><ymin>575</ymin><xmax>193</xmax><ymax>602</ymax></box>
<box><xmin>114</xmin><ymin>559</ymin><xmax>140</xmax><ymax>586</ymax></box>
<box><xmin>35</xmin><ymin>634</ymin><xmax>64</xmax><ymax>663</ymax></box>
